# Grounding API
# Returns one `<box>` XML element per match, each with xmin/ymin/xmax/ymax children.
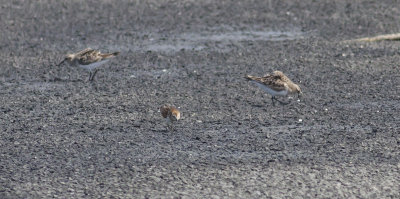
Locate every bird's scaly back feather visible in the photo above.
<box><xmin>246</xmin><ymin>74</ymin><xmax>287</xmax><ymax>91</ymax></box>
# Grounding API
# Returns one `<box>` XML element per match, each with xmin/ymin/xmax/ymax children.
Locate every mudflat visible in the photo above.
<box><xmin>0</xmin><ymin>0</ymin><xmax>399</xmax><ymax>198</ymax></box>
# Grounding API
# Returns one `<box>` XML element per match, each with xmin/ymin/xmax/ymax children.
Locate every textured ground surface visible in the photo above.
<box><xmin>1</xmin><ymin>0</ymin><xmax>399</xmax><ymax>198</ymax></box>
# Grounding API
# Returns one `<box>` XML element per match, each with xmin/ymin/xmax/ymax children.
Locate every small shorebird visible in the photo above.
<box><xmin>246</xmin><ymin>71</ymin><xmax>302</xmax><ymax>106</ymax></box>
<box><xmin>57</xmin><ymin>48</ymin><xmax>119</xmax><ymax>81</ymax></box>
<box><xmin>160</xmin><ymin>104</ymin><xmax>181</xmax><ymax>131</ymax></box>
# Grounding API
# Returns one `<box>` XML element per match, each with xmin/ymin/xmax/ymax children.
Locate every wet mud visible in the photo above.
<box><xmin>0</xmin><ymin>0</ymin><xmax>399</xmax><ymax>198</ymax></box>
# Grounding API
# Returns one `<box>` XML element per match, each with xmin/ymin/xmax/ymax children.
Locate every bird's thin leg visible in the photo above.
<box><xmin>166</xmin><ymin>120</ymin><xmax>171</xmax><ymax>131</ymax></box>
<box><xmin>88</xmin><ymin>71</ymin><xmax>93</xmax><ymax>82</ymax></box>
<box><xmin>169</xmin><ymin>121</ymin><xmax>175</xmax><ymax>131</ymax></box>
<box><xmin>271</xmin><ymin>96</ymin><xmax>276</xmax><ymax>106</ymax></box>
<box><xmin>90</xmin><ymin>69</ymin><xmax>99</xmax><ymax>81</ymax></box>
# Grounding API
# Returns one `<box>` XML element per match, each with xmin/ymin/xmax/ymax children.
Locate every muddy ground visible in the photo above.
<box><xmin>0</xmin><ymin>0</ymin><xmax>399</xmax><ymax>198</ymax></box>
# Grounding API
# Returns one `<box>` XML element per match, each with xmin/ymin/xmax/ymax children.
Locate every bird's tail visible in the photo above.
<box><xmin>245</xmin><ymin>75</ymin><xmax>258</xmax><ymax>81</ymax></box>
<box><xmin>100</xmin><ymin>52</ymin><xmax>120</xmax><ymax>58</ymax></box>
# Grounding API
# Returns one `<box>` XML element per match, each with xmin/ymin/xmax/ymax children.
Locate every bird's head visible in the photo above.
<box><xmin>293</xmin><ymin>84</ymin><xmax>303</xmax><ymax>98</ymax></box>
<box><xmin>57</xmin><ymin>54</ymin><xmax>75</xmax><ymax>66</ymax></box>
<box><xmin>171</xmin><ymin>109</ymin><xmax>181</xmax><ymax>121</ymax></box>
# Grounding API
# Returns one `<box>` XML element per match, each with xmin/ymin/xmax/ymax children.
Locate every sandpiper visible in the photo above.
<box><xmin>160</xmin><ymin>104</ymin><xmax>181</xmax><ymax>131</ymax></box>
<box><xmin>246</xmin><ymin>71</ymin><xmax>302</xmax><ymax>106</ymax></box>
<box><xmin>57</xmin><ymin>48</ymin><xmax>119</xmax><ymax>81</ymax></box>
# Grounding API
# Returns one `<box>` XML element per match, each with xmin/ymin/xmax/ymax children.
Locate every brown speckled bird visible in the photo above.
<box><xmin>246</xmin><ymin>71</ymin><xmax>302</xmax><ymax>106</ymax></box>
<box><xmin>57</xmin><ymin>48</ymin><xmax>119</xmax><ymax>81</ymax></box>
<box><xmin>160</xmin><ymin>104</ymin><xmax>181</xmax><ymax>131</ymax></box>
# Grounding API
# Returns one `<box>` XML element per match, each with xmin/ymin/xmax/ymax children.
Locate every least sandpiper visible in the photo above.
<box><xmin>57</xmin><ymin>48</ymin><xmax>119</xmax><ymax>81</ymax></box>
<box><xmin>246</xmin><ymin>71</ymin><xmax>302</xmax><ymax>106</ymax></box>
<box><xmin>160</xmin><ymin>104</ymin><xmax>181</xmax><ymax>131</ymax></box>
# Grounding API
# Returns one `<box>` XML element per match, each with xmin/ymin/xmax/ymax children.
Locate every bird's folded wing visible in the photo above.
<box><xmin>266</xmin><ymin>80</ymin><xmax>288</xmax><ymax>91</ymax></box>
<box><xmin>160</xmin><ymin>105</ymin><xmax>170</xmax><ymax>118</ymax></box>
<box><xmin>76</xmin><ymin>48</ymin><xmax>95</xmax><ymax>56</ymax></box>
<box><xmin>248</xmin><ymin>75</ymin><xmax>287</xmax><ymax>91</ymax></box>
<box><xmin>77</xmin><ymin>50</ymin><xmax>103</xmax><ymax>65</ymax></box>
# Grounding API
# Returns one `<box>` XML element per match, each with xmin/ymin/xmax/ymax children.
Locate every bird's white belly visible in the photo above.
<box><xmin>253</xmin><ymin>81</ymin><xmax>288</xmax><ymax>96</ymax></box>
<box><xmin>78</xmin><ymin>59</ymin><xmax>109</xmax><ymax>71</ymax></box>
